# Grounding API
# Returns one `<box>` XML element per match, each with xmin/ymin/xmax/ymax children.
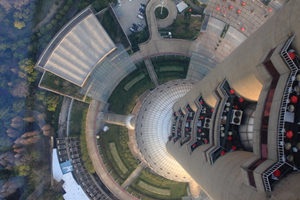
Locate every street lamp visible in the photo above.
<box><xmin>160</xmin><ymin>0</ymin><xmax>166</xmax><ymax>15</ymax></box>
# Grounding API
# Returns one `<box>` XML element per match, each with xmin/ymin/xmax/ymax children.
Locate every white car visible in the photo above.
<box><xmin>137</xmin><ymin>14</ymin><xmax>144</xmax><ymax>19</ymax></box>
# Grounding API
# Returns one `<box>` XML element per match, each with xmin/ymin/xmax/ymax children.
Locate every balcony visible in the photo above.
<box><xmin>173</xmin><ymin>109</ymin><xmax>185</xmax><ymax>143</ymax></box>
<box><xmin>190</xmin><ymin>96</ymin><xmax>213</xmax><ymax>152</ymax></box>
<box><xmin>168</xmin><ymin>112</ymin><xmax>178</xmax><ymax>141</ymax></box>
<box><xmin>180</xmin><ymin>104</ymin><xmax>195</xmax><ymax>146</ymax></box>
<box><xmin>210</xmin><ymin>81</ymin><xmax>256</xmax><ymax>164</ymax></box>
<box><xmin>262</xmin><ymin>35</ymin><xmax>300</xmax><ymax>192</ymax></box>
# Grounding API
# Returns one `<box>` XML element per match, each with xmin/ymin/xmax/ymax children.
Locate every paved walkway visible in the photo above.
<box><xmin>121</xmin><ymin>163</ymin><xmax>145</xmax><ymax>189</ymax></box>
<box><xmin>66</xmin><ymin>98</ymin><xmax>73</xmax><ymax>137</ymax></box>
<box><xmin>131</xmin><ymin>0</ymin><xmax>285</xmax><ymax>64</ymax></box>
<box><xmin>145</xmin><ymin>59</ymin><xmax>159</xmax><ymax>86</ymax></box>
<box><xmin>156</xmin><ymin>0</ymin><xmax>177</xmax><ymax>28</ymax></box>
<box><xmin>86</xmin><ymin>100</ymin><xmax>139</xmax><ymax>200</ymax></box>
<box><xmin>57</xmin><ymin>97</ymin><xmax>71</xmax><ymax>138</ymax></box>
<box><xmin>130</xmin><ymin>0</ymin><xmax>193</xmax><ymax>63</ymax></box>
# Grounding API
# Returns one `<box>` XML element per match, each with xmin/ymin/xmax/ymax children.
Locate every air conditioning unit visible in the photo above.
<box><xmin>204</xmin><ymin>118</ymin><xmax>211</xmax><ymax>128</ymax></box>
<box><xmin>230</xmin><ymin>110</ymin><xmax>243</xmax><ymax>125</ymax></box>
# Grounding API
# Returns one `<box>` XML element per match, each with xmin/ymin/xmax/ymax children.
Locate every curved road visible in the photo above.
<box><xmin>86</xmin><ymin>100</ymin><xmax>139</xmax><ymax>200</ymax></box>
<box><xmin>131</xmin><ymin>0</ymin><xmax>194</xmax><ymax>63</ymax></box>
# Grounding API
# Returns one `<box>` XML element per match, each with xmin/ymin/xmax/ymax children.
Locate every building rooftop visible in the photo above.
<box><xmin>36</xmin><ymin>7</ymin><xmax>116</xmax><ymax>87</ymax></box>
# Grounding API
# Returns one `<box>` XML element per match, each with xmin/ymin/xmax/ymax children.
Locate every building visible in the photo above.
<box><xmin>166</xmin><ymin>0</ymin><xmax>300</xmax><ymax>199</ymax></box>
<box><xmin>37</xmin><ymin>0</ymin><xmax>300</xmax><ymax>199</ymax></box>
<box><xmin>36</xmin><ymin>6</ymin><xmax>136</xmax><ymax>102</ymax></box>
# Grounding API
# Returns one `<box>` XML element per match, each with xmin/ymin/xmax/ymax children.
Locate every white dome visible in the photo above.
<box><xmin>135</xmin><ymin>80</ymin><xmax>194</xmax><ymax>182</ymax></box>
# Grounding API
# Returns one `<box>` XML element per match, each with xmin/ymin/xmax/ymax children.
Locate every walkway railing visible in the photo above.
<box><xmin>262</xmin><ymin>34</ymin><xmax>298</xmax><ymax>192</ymax></box>
<box><xmin>209</xmin><ymin>80</ymin><xmax>227</xmax><ymax>164</ymax></box>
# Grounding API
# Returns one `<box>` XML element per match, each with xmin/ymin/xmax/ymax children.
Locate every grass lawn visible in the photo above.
<box><xmin>155</xmin><ymin>7</ymin><xmax>169</xmax><ymax>19</ymax></box>
<box><xmin>69</xmin><ymin>100</ymin><xmax>89</xmax><ymax>137</ymax></box>
<box><xmin>138</xmin><ymin>181</ymin><xmax>171</xmax><ymax>196</ymax></box>
<box><xmin>67</xmin><ymin>100</ymin><xmax>94</xmax><ymax>173</ymax></box>
<box><xmin>128</xmin><ymin>168</ymin><xmax>188</xmax><ymax>200</ymax></box>
<box><xmin>124</xmin><ymin>73</ymin><xmax>145</xmax><ymax>91</ymax></box>
<box><xmin>159</xmin><ymin>14</ymin><xmax>202</xmax><ymax>40</ymax></box>
<box><xmin>98</xmin><ymin>125</ymin><xmax>139</xmax><ymax>184</ymax></box>
<box><xmin>79</xmin><ymin>108</ymin><xmax>95</xmax><ymax>174</ymax></box>
<box><xmin>108</xmin><ymin>62</ymin><xmax>155</xmax><ymax>114</ymax></box>
<box><xmin>109</xmin><ymin>143</ymin><xmax>128</xmax><ymax>174</ymax></box>
<box><xmin>39</xmin><ymin>71</ymin><xmax>84</xmax><ymax>100</ymax></box>
<box><xmin>151</xmin><ymin>55</ymin><xmax>190</xmax><ymax>84</ymax></box>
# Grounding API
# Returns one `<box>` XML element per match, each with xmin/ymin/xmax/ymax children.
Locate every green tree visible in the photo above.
<box><xmin>0</xmin><ymin>135</ymin><xmax>13</xmax><ymax>152</ymax></box>
<box><xmin>14</xmin><ymin>21</ymin><xmax>25</xmax><ymax>29</ymax></box>
<box><xmin>0</xmin><ymin>43</ymin><xmax>8</xmax><ymax>51</ymax></box>
<box><xmin>46</xmin><ymin>94</ymin><xmax>60</xmax><ymax>111</ymax></box>
<box><xmin>17</xmin><ymin>165</ymin><xmax>31</xmax><ymax>176</ymax></box>
<box><xmin>19</xmin><ymin>59</ymin><xmax>34</xmax><ymax>73</ymax></box>
<box><xmin>13</xmin><ymin>100</ymin><xmax>25</xmax><ymax>114</ymax></box>
<box><xmin>0</xmin><ymin>169</ymin><xmax>13</xmax><ymax>180</ymax></box>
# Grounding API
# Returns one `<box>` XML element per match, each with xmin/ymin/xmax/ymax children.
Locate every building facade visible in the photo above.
<box><xmin>166</xmin><ymin>1</ymin><xmax>300</xmax><ymax>199</ymax></box>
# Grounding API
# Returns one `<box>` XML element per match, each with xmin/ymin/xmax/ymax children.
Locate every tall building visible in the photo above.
<box><xmin>166</xmin><ymin>1</ymin><xmax>300</xmax><ymax>199</ymax></box>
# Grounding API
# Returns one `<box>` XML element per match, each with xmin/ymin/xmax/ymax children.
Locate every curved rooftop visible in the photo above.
<box><xmin>135</xmin><ymin>80</ymin><xmax>194</xmax><ymax>182</ymax></box>
<box><xmin>36</xmin><ymin>7</ymin><xmax>116</xmax><ymax>86</ymax></box>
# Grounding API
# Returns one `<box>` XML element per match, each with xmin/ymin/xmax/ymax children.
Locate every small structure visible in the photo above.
<box><xmin>52</xmin><ymin>149</ymin><xmax>89</xmax><ymax>200</ymax></box>
<box><xmin>36</xmin><ymin>7</ymin><xmax>116</xmax><ymax>87</ymax></box>
<box><xmin>176</xmin><ymin>1</ymin><xmax>188</xmax><ymax>13</ymax></box>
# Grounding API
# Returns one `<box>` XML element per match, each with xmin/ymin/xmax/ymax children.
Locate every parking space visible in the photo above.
<box><xmin>112</xmin><ymin>0</ymin><xmax>149</xmax><ymax>35</ymax></box>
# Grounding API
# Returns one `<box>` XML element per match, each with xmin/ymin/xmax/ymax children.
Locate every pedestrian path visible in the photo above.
<box><xmin>145</xmin><ymin>58</ymin><xmax>159</xmax><ymax>87</ymax></box>
<box><xmin>121</xmin><ymin>163</ymin><xmax>145</xmax><ymax>189</ymax></box>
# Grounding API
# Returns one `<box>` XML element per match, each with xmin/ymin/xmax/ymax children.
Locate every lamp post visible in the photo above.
<box><xmin>160</xmin><ymin>0</ymin><xmax>166</xmax><ymax>15</ymax></box>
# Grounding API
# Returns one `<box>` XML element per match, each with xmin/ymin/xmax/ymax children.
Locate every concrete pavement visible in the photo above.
<box><xmin>144</xmin><ymin>58</ymin><xmax>159</xmax><ymax>86</ymax></box>
<box><xmin>86</xmin><ymin>100</ymin><xmax>139</xmax><ymax>200</ymax></box>
<box><xmin>121</xmin><ymin>163</ymin><xmax>145</xmax><ymax>189</ymax></box>
<box><xmin>156</xmin><ymin>0</ymin><xmax>177</xmax><ymax>28</ymax></box>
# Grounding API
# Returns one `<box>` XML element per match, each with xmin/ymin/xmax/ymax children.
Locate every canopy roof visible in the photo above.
<box><xmin>36</xmin><ymin>7</ymin><xmax>116</xmax><ymax>86</ymax></box>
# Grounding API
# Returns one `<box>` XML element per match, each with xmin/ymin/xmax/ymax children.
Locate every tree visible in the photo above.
<box><xmin>12</xmin><ymin>100</ymin><xmax>25</xmax><ymax>114</ymax></box>
<box><xmin>46</xmin><ymin>94</ymin><xmax>60</xmax><ymax>111</ymax></box>
<box><xmin>14</xmin><ymin>21</ymin><xmax>25</xmax><ymax>29</ymax></box>
<box><xmin>19</xmin><ymin>59</ymin><xmax>34</xmax><ymax>73</ymax></box>
<box><xmin>0</xmin><ymin>169</ymin><xmax>13</xmax><ymax>180</ymax></box>
<box><xmin>0</xmin><ymin>43</ymin><xmax>8</xmax><ymax>51</ymax></box>
<box><xmin>17</xmin><ymin>164</ymin><xmax>31</xmax><ymax>176</ymax></box>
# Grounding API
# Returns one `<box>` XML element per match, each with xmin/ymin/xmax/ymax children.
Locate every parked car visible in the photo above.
<box><xmin>132</xmin><ymin>23</ymin><xmax>138</xmax><ymax>29</ymax></box>
<box><xmin>139</xmin><ymin>7</ymin><xmax>145</xmax><ymax>13</ymax></box>
<box><xmin>129</xmin><ymin>27</ymin><xmax>136</xmax><ymax>32</ymax></box>
<box><xmin>137</xmin><ymin>14</ymin><xmax>144</xmax><ymax>19</ymax></box>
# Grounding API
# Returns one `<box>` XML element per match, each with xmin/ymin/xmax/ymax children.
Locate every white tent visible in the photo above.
<box><xmin>176</xmin><ymin>1</ymin><xmax>188</xmax><ymax>13</ymax></box>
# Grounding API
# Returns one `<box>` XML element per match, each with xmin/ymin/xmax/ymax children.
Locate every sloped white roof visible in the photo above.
<box><xmin>37</xmin><ymin>7</ymin><xmax>116</xmax><ymax>87</ymax></box>
<box><xmin>135</xmin><ymin>80</ymin><xmax>194</xmax><ymax>182</ymax></box>
<box><xmin>52</xmin><ymin>149</ymin><xmax>89</xmax><ymax>200</ymax></box>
